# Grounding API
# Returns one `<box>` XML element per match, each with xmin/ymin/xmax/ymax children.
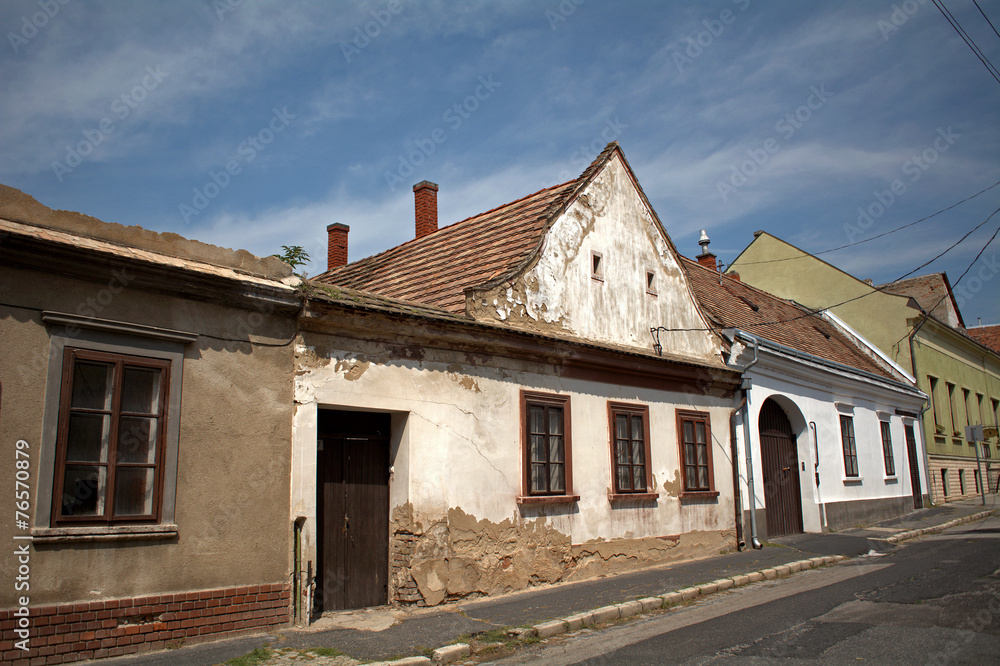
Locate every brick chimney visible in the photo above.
<box><xmin>327</xmin><ymin>223</ymin><xmax>349</xmax><ymax>270</ymax></box>
<box><xmin>696</xmin><ymin>229</ymin><xmax>718</xmax><ymax>271</ymax></box>
<box><xmin>413</xmin><ymin>180</ymin><xmax>439</xmax><ymax>239</ymax></box>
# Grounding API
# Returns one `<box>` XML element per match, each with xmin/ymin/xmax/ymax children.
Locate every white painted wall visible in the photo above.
<box><xmin>732</xmin><ymin>349</ymin><xmax>928</xmax><ymax>534</ymax></box>
<box><xmin>474</xmin><ymin>154</ymin><xmax>720</xmax><ymax>364</ymax></box>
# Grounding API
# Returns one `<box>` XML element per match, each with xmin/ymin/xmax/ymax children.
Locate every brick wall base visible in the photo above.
<box><xmin>1</xmin><ymin>583</ymin><xmax>290</xmax><ymax>665</ymax></box>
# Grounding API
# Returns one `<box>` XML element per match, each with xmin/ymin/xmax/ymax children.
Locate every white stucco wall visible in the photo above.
<box><xmin>732</xmin><ymin>350</ymin><xmax>928</xmax><ymax>535</ymax></box>
<box><xmin>471</xmin><ymin>154</ymin><xmax>720</xmax><ymax>364</ymax></box>
<box><xmin>291</xmin><ymin>331</ymin><xmax>736</xmax><ymax>607</ymax></box>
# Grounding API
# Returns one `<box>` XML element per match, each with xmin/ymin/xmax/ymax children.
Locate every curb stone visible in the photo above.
<box><xmin>881</xmin><ymin>510</ymin><xmax>994</xmax><ymax>544</ymax></box>
<box><xmin>431</xmin><ymin>642</ymin><xmax>470</xmax><ymax>664</ymax></box>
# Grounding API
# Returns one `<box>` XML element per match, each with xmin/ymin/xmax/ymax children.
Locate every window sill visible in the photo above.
<box><xmin>608</xmin><ymin>492</ymin><xmax>659</xmax><ymax>502</ymax></box>
<box><xmin>679</xmin><ymin>490</ymin><xmax>720</xmax><ymax>500</ymax></box>
<box><xmin>884</xmin><ymin>476</ymin><xmax>899</xmax><ymax>483</ymax></box>
<box><xmin>517</xmin><ymin>495</ymin><xmax>580</xmax><ymax>505</ymax></box>
<box><xmin>31</xmin><ymin>524</ymin><xmax>178</xmax><ymax>543</ymax></box>
<box><xmin>843</xmin><ymin>477</ymin><xmax>863</xmax><ymax>485</ymax></box>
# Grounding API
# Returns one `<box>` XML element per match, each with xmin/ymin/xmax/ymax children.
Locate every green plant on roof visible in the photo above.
<box><xmin>273</xmin><ymin>245</ymin><xmax>311</xmax><ymax>277</ymax></box>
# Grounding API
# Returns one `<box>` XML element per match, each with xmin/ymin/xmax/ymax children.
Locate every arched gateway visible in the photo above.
<box><xmin>758</xmin><ymin>398</ymin><xmax>803</xmax><ymax>537</ymax></box>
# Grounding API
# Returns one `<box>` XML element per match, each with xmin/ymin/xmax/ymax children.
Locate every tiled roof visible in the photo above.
<box><xmin>878</xmin><ymin>273</ymin><xmax>964</xmax><ymax>328</ymax></box>
<box><xmin>682</xmin><ymin>257</ymin><xmax>895</xmax><ymax>379</ymax></box>
<box><xmin>316</xmin><ymin>143</ymin><xmax>622</xmax><ymax>314</ymax></box>
<box><xmin>968</xmin><ymin>325</ymin><xmax>1000</xmax><ymax>353</ymax></box>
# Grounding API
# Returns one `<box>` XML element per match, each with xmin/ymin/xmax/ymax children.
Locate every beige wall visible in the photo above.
<box><xmin>0</xmin><ymin>263</ymin><xmax>295</xmax><ymax>607</ymax></box>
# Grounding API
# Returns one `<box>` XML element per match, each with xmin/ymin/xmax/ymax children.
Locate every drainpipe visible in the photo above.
<box><xmin>731</xmin><ymin>404</ymin><xmax>746</xmax><ymax>550</ymax></box>
<box><xmin>293</xmin><ymin>517</ymin><xmax>306</xmax><ymax>625</ymax></box>
<box><xmin>908</xmin><ymin>316</ymin><xmax>934</xmax><ymax>505</ymax></box>
<box><xmin>725</xmin><ymin>331</ymin><xmax>762</xmax><ymax>549</ymax></box>
<box><xmin>810</xmin><ymin>422</ymin><xmax>826</xmax><ymax>531</ymax></box>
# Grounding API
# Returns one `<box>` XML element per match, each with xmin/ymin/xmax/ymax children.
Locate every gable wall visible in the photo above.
<box><xmin>469</xmin><ymin>155</ymin><xmax>720</xmax><ymax>364</ymax></box>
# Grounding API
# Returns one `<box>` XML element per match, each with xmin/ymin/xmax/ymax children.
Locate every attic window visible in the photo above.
<box><xmin>591</xmin><ymin>251</ymin><xmax>604</xmax><ymax>281</ymax></box>
<box><xmin>646</xmin><ymin>270</ymin><xmax>656</xmax><ymax>295</ymax></box>
<box><xmin>737</xmin><ymin>295</ymin><xmax>759</xmax><ymax>312</ymax></box>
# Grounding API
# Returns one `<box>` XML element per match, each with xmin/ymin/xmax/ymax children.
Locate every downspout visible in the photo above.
<box><xmin>908</xmin><ymin>316</ymin><xmax>933</xmax><ymax>505</ymax></box>
<box><xmin>729</xmin><ymin>334</ymin><xmax>762</xmax><ymax>549</ymax></box>
<box><xmin>731</xmin><ymin>403</ymin><xmax>746</xmax><ymax>550</ymax></box>
<box><xmin>810</xmin><ymin>422</ymin><xmax>825</xmax><ymax>531</ymax></box>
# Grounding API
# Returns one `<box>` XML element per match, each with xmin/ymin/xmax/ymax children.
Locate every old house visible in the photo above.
<box><xmin>0</xmin><ymin>185</ymin><xmax>299</xmax><ymax>663</ymax></box>
<box><xmin>728</xmin><ymin>232</ymin><xmax>1000</xmax><ymax>503</ymax></box>
<box><xmin>290</xmin><ymin>143</ymin><xmax>743</xmax><ymax>613</ymax></box>
<box><xmin>684</xmin><ymin>237</ymin><xmax>928</xmax><ymax>538</ymax></box>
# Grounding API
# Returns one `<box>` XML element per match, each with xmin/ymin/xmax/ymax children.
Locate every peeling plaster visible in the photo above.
<box><xmin>662</xmin><ymin>469</ymin><xmax>682</xmax><ymax>498</ymax></box>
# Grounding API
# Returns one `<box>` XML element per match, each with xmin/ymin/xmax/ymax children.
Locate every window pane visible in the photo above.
<box><xmin>61</xmin><ymin>466</ymin><xmax>106</xmax><ymax>516</ymax></box>
<box><xmin>117</xmin><ymin>416</ymin><xmax>158</xmax><ymax>464</ymax></box>
<box><xmin>531</xmin><ymin>463</ymin><xmax>546</xmax><ymax>493</ymax></box>
<box><xmin>549</xmin><ymin>435</ymin><xmax>564</xmax><ymax>463</ymax></box>
<box><xmin>530</xmin><ymin>434</ymin><xmax>546</xmax><ymax>463</ymax></box>
<box><xmin>616</xmin><ymin>414</ymin><xmax>628</xmax><ymax>440</ymax></box>
<box><xmin>686</xmin><ymin>466</ymin><xmax>697</xmax><ymax>489</ymax></box>
<box><xmin>631</xmin><ymin>415</ymin><xmax>642</xmax><ymax>442</ymax></box>
<box><xmin>114</xmin><ymin>467</ymin><xmax>155</xmax><ymax>516</ymax></box>
<box><xmin>616</xmin><ymin>440</ymin><xmax>629</xmax><ymax>465</ymax></box>
<box><xmin>683</xmin><ymin>421</ymin><xmax>693</xmax><ymax>444</ymax></box>
<box><xmin>698</xmin><ymin>466</ymin><xmax>709</xmax><ymax>489</ymax></box>
<box><xmin>696</xmin><ymin>444</ymin><xmax>707</xmax><ymax>466</ymax></box>
<box><xmin>617</xmin><ymin>465</ymin><xmax>631</xmax><ymax>492</ymax></box>
<box><xmin>632</xmin><ymin>440</ymin><xmax>644</xmax><ymax>465</ymax></box>
<box><xmin>633</xmin><ymin>465</ymin><xmax>645</xmax><ymax>491</ymax></box>
<box><xmin>549</xmin><ymin>463</ymin><xmax>565</xmax><ymax>493</ymax></box>
<box><xmin>696</xmin><ymin>422</ymin><xmax>706</xmax><ymax>444</ymax></box>
<box><xmin>529</xmin><ymin>405</ymin><xmax>544</xmax><ymax>434</ymax></box>
<box><xmin>66</xmin><ymin>413</ymin><xmax>110</xmax><ymax>462</ymax></box>
<box><xmin>121</xmin><ymin>366</ymin><xmax>161</xmax><ymax>414</ymax></box>
<box><xmin>685</xmin><ymin>442</ymin><xmax>695</xmax><ymax>466</ymax></box>
<box><xmin>71</xmin><ymin>361</ymin><xmax>113</xmax><ymax>410</ymax></box>
<box><xmin>548</xmin><ymin>407</ymin><xmax>563</xmax><ymax>436</ymax></box>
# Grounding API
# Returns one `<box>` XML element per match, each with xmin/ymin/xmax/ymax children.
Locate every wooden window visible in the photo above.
<box><xmin>929</xmin><ymin>376</ymin><xmax>940</xmax><ymax>429</ymax></box>
<box><xmin>608</xmin><ymin>403</ymin><xmax>653</xmax><ymax>497</ymax></box>
<box><xmin>947</xmin><ymin>382</ymin><xmax>957</xmax><ymax>434</ymax></box>
<box><xmin>591</xmin><ymin>251</ymin><xmax>603</xmax><ymax>280</ymax></box>
<box><xmin>880</xmin><ymin>421</ymin><xmax>895</xmax><ymax>476</ymax></box>
<box><xmin>962</xmin><ymin>388</ymin><xmax>972</xmax><ymax>426</ymax></box>
<box><xmin>53</xmin><ymin>348</ymin><xmax>170</xmax><ymax>525</ymax></box>
<box><xmin>676</xmin><ymin>410</ymin><xmax>716</xmax><ymax>496</ymax></box>
<box><xmin>840</xmin><ymin>415</ymin><xmax>859</xmax><ymax>478</ymax></box>
<box><xmin>520</xmin><ymin>391</ymin><xmax>575</xmax><ymax>501</ymax></box>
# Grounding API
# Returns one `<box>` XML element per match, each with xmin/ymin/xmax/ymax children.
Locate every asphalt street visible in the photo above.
<box><xmin>489</xmin><ymin>515</ymin><xmax>1000</xmax><ymax>664</ymax></box>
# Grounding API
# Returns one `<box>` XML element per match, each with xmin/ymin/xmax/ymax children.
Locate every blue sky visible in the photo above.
<box><xmin>2</xmin><ymin>0</ymin><xmax>999</xmax><ymax>326</ymax></box>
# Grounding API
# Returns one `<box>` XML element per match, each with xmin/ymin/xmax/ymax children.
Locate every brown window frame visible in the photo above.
<box><xmin>880</xmin><ymin>420</ymin><xmax>895</xmax><ymax>477</ymax></box>
<box><xmin>608</xmin><ymin>403</ymin><xmax>656</xmax><ymax>500</ymax></box>
<box><xmin>518</xmin><ymin>391</ymin><xmax>577</xmax><ymax>504</ymax></box>
<box><xmin>676</xmin><ymin>409</ymin><xmax>718</xmax><ymax>498</ymax></box>
<box><xmin>52</xmin><ymin>348</ymin><xmax>170</xmax><ymax>526</ymax></box>
<box><xmin>840</xmin><ymin>415</ymin><xmax>859</xmax><ymax>478</ymax></box>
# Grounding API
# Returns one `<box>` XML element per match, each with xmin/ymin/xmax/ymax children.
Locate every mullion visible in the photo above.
<box><xmin>105</xmin><ymin>359</ymin><xmax>125</xmax><ymax>520</ymax></box>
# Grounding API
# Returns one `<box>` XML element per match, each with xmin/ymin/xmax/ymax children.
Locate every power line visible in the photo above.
<box><xmin>730</xmin><ymin>178</ymin><xmax>1000</xmax><ymax>267</ymax></box>
<box><xmin>932</xmin><ymin>0</ymin><xmax>1000</xmax><ymax>85</ymax></box>
<box><xmin>973</xmin><ymin>0</ymin><xmax>1000</xmax><ymax>43</ymax></box>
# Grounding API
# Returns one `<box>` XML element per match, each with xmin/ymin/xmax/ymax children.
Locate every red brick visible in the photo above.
<box><xmin>109</xmin><ymin>647</ymin><xmax>126</xmax><ymax>657</ymax></box>
<box><xmin>123</xmin><ymin>626</ymin><xmax>140</xmax><ymax>637</ymax></box>
<box><xmin>101</xmin><ymin>619</ymin><xmax>116</xmax><ymax>629</ymax></box>
<box><xmin>93</xmin><ymin>649</ymin><xmax>109</xmax><ymax>659</ymax></box>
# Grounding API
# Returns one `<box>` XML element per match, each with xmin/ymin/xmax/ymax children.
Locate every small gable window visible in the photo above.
<box><xmin>591</xmin><ymin>251</ymin><xmax>603</xmax><ymax>281</ymax></box>
<box><xmin>646</xmin><ymin>270</ymin><xmax>656</xmax><ymax>295</ymax></box>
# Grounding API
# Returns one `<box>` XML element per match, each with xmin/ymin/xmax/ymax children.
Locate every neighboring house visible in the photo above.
<box><xmin>0</xmin><ymin>185</ymin><xmax>300</xmax><ymax>663</ymax></box>
<box><xmin>291</xmin><ymin>143</ymin><xmax>742</xmax><ymax>613</ymax></box>
<box><xmin>682</xmin><ymin>241</ymin><xmax>928</xmax><ymax>538</ymax></box>
<box><xmin>728</xmin><ymin>232</ymin><xmax>1000</xmax><ymax>503</ymax></box>
<box><xmin>968</xmin><ymin>324</ymin><xmax>1000</xmax><ymax>355</ymax></box>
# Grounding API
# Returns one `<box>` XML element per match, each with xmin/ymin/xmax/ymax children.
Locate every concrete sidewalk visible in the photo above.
<box><xmin>102</xmin><ymin>497</ymin><xmax>997</xmax><ymax>666</ymax></box>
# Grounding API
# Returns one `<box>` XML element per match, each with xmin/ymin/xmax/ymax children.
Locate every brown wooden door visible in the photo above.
<box><xmin>904</xmin><ymin>425</ymin><xmax>923</xmax><ymax>509</ymax></box>
<box><xmin>759</xmin><ymin>399</ymin><xmax>803</xmax><ymax>537</ymax></box>
<box><xmin>316</xmin><ymin>411</ymin><xmax>390</xmax><ymax>612</ymax></box>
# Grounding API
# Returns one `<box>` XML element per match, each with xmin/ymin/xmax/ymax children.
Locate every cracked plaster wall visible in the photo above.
<box><xmin>292</xmin><ymin>330</ymin><xmax>736</xmax><ymax>608</ymax></box>
<box><xmin>468</xmin><ymin>154</ymin><xmax>719</xmax><ymax>363</ymax></box>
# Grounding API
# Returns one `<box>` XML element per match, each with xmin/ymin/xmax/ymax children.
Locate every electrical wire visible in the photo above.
<box><xmin>731</xmin><ymin>178</ymin><xmax>1000</xmax><ymax>267</ymax></box>
<box><xmin>973</xmin><ymin>0</ymin><xmax>1000</xmax><ymax>42</ymax></box>
<box><xmin>932</xmin><ymin>0</ymin><xmax>1000</xmax><ymax>85</ymax></box>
